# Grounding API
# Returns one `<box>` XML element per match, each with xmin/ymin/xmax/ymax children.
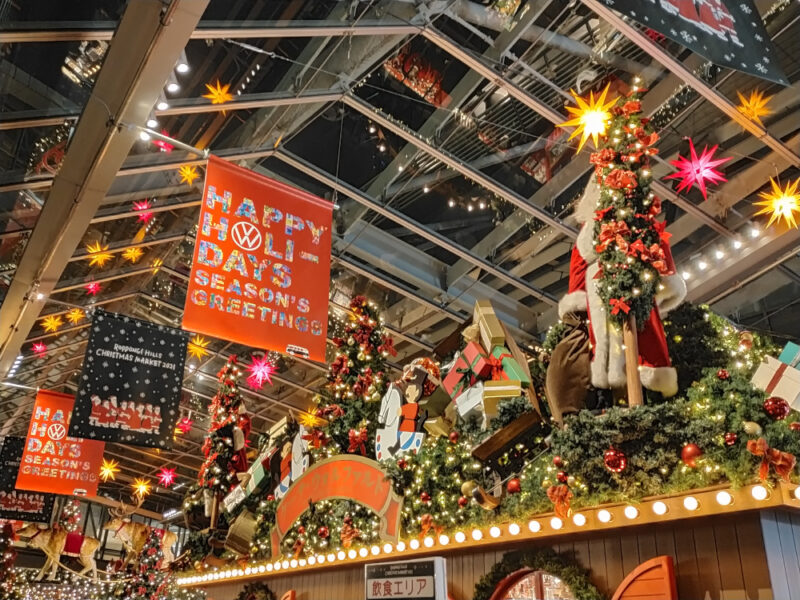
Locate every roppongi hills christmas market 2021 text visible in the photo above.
<box><xmin>4</xmin><ymin>1</ymin><xmax>800</xmax><ymax>598</ymax></box>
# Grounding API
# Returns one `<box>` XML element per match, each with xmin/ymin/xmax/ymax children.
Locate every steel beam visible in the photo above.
<box><xmin>580</xmin><ymin>0</ymin><xmax>800</xmax><ymax>168</ymax></box>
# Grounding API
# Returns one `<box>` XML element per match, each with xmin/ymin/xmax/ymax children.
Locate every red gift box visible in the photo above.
<box><xmin>443</xmin><ymin>342</ymin><xmax>490</xmax><ymax>398</ymax></box>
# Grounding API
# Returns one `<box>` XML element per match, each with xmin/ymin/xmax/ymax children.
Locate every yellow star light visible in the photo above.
<box><xmin>202</xmin><ymin>80</ymin><xmax>233</xmax><ymax>105</ymax></box>
<box><xmin>151</xmin><ymin>258</ymin><xmax>164</xmax><ymax>273</ymax></box>
<box><xmin>122</xmin><ymin>247</ymin><xmax>144</xmax><ymax>263</ymax></box>
<box><xmin>297</xmin><ymin>411</ymin><xmax>326</xmax><ymax>428</ymax></box>
<box><xmin>99</xmin><ymin>458</ymin><xmax>120</xmax><ymax>482</ymax></box>
<box><xmin>754</xmin><ymin>177</ymin><xmax>800</xmax><ymax>230</ymax></box>
<box><xmin>559</xmin><ymin>83</ymin><xmax>619</xmax><ymax>152</ymax></box>
<box><xmin>178</xmin><ymin>165</ymin><xmax>200</xmax><ymax>185</ymax></box>
<box><xmin>736</xmin><ymin>90</ymin><xmax>773</xmax><ymax>128</ymax></box>
<box><xmin>67</xmin><ymin>308</ymin><xmax>85</xmax><ymax>324</ymax></box>
<box><xmin>86</xmin><ymin>241</ymin><xmax>114</xmax><ymax>267</ymax></box>
<box><xmin>187</xmin><ymin>334</ymin><xmax>210</xmax><ymax>360</ymax></box>
<box><xmin>132</xmin><ymin>478</ymin><xmax>151</xmax><ymax>498</ymax></box>
<box><xmin>41</xmin><ymin>315</ymin><xmax>63</xmax><ymax>333</ymax></box>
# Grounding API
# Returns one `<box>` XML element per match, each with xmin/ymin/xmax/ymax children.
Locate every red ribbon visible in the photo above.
<box><xmin>419</xmin><ymin>513</ymin><xmax>443</xmax><ymax>539</ymax></box>
<box><xmin>747</xmin><ymin>437</ymin><xmax>796</xmax><ymax>481</ymax></box>
<box><xmin>302</xmin><ymin>429</ymin><xmax>327</xmax><ymax>449</ymax></box>
<box><xmin>610</xmin><ymin>298</ymin><xmax>631</xmax><ymax>315</ymax></box>
<box><xmin>766</xmin><ymin>363</ymin><xmax>788</xmax><ymax>394</ymax></box>
<box><xmin>348</xmin><ymin>427</ymin><xmax>368</xmax><ymax>456</ymax></box>
<box><xmin>546</xmin><ymin>484</ymin><xmax>572</xmax><ymax>519</ymax></box>
<box><xmin>487</xmin><ymin>353</ymin><xmax>512</xmax><ymax>381</ymax></box>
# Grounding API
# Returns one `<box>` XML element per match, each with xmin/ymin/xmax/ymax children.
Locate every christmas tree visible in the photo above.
<box><xmin>197</xmin><ymin>357</ymin><xmax>247</xmax><ymax>500</ymax></box>
<box><xmin>0</xmin><ymin>521</ymin><xmax>17</xmax><ymax>600</ymax></box>
<box><xmin>311</xmin><ymin>295</ymin><xmax>395</xmax><ymax>458</ymax></box>
<box><xmin>115</xmin><ymin>527</ymin><xmax>167</xmax><ymax>600</ymax></box>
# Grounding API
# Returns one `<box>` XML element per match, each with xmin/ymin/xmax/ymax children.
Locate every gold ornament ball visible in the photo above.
<box><xmin>567</xmin><ymin>475</ymin><xmax>576</xmax><ymax>486</ymax></box>
<box><xmin>461</xmin><ymin>480</ymin><xmax>478</xmax><ymax>496</ymax></box>
<box><xmin>541</xmin><ymin>479</ymin><xmax>552</xmax><ymax>489</ymax></box>
<box><xmin>743</xmin><ymin>421</ymin><xmax>763</xmax><ymax>435</ymax></box>
<box><xmin>347</xmin><ymin>337</ymin><xmax>355</xmax><ymax>345</ymax></box>
<box><xmin>357</xmin><ymin>352</ymin><xmax>366</xmax><ymax>361</ymax></box>
<box><xmin>370</xmin><ymin>392</ymin><xmax>381</xmax><ymax>402</ymax></box>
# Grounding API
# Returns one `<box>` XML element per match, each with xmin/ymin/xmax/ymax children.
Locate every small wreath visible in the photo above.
<box><xmin>235</xmin><ymin>582</ymin><xmax>278</xmax><ymax>600</ymax></box>
<box><xmin>473</xmin><ymin>548</ymin><xmax>605</xmax><ymax>600</ymax></box>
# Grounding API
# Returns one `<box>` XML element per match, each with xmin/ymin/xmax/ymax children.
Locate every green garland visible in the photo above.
<box><xmin>473</xmin><ymin>548</ymin><xmax>605</xmax><ymax>600</ymax></box>
<box><xmin>235</xmin><ymin>582</ymin><xmax>277</xmax><ymax>600</ymax></box>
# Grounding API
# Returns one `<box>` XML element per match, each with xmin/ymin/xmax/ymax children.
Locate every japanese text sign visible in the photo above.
<box><xmin>183</xmin><ymin>156</ymin><xmax>333</xmax><ymax>362</ymax></box>
<box><xmin>366</xmin><ymin>558</ymin><xmax>447</xmax><ymax>600</ymax></box>
<box><xmin>15</xmin><ymin>390</ymin><xmax>105</xmax><ymax>497</ymax></box>
<box><xmin>0</xmin><ymin>436</ymin><xmax>56</xmax><ymax>522</ymax></box>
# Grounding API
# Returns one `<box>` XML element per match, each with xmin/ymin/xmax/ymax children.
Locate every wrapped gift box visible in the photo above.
<box><xmin>489</xmin><ymin>346</ymin><xmax>531</xmax><ymax>386</ymax></box>
<box><xmin>423</xmin><ymin>416</ymin><xmax>451</xmax><ymax>437</ymax></box>
<box><xmin>474</xmin><ymin>300</ymin><xmax>505</xmax><ymax>351</ymax></box>
<box><xmin>779</xmin><ymin>342</ymin><xmax>800</xmax><ymax>368</ymax></box>
<box><xmin>483</xmin><ymin>379</ymin><xmax>522</xmax><ymax>400</ymax></box>
<box><xmin>267</xmin><ymin>416</ymin><xmax>290</xmax><ymax>442</ymax></box>
<box><xmin>752</xmin><ymin>356</ymin><xmax>800</xmax><ymax>408</ymax></box>
<box><xmin>418</xmin><ymin>375</ymin><xmax>452</xmax><ymax>418</ymax></box>
<box><xmin>442</xmin><ymin>341</ymin><xmax>490</xmax><ymax>398</ymax></box>
<box><xmin>222</xmin><ymin>485</ymin><xmax>246</xmax><ymax>513</ymax></box>
<box><xmin>455</xmin><ymin>382</ymin><xmax>501</xmax><ymax>428</ymax></box>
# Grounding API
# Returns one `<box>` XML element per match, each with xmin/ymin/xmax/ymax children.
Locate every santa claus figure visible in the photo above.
<box><xmin>558</xmin><ymin>181</ymin><xmax>686</xmax><ymax>396</ymax></box>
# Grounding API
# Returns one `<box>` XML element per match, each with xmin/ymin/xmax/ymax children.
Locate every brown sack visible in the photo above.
<box><xmin>545</xmin><ymin>313</ymin><xmax>592</xmax><ymax>424</ymax></box>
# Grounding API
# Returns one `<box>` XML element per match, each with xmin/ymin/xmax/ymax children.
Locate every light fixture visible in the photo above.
<box><xmin>716</xmin><ymin>491</ymin><xmax>733</xmax><ymax>506</ymax></box>
<box><xmin>439</xmin><ymin>534</ymin><xmax>450</xmax><ymax>545</ymax></box>
<box><xmin>597</xmin><ymin>509</ymin><xmax>612</xmax><ymax>523</ymax></box>
<box><xmin>423</xmin><ymin>186</ymin><xmax>430</xmax><ymax>193</ymax></box>
<box><xmin>370</xmin><ymin>545</ymin><xmax>380</xmax><ymax>555</ymax></box>
<box><xmin>624</xmin><ymin>506</ymin><xmax>639</xmax><ymax>519</ymax></box>
<box><xmin>714</xmin><ymin>249</ymin><xmax>725</xmax><ymax>260</ymax></box>
<box><xmin>35</xmin><ymin>293</ymin><xmax>46</xmax><ymax>301</ymax></box>
<box><xmin>733</xmin><ymin>239</ymin><xmax>743</xmax><ymax>249</ymax></box>
<box><xmin>139</xmin><ymin>131</ymin><xmax>151</xmax><ymax>141</ymax></box>
<box><xmin>683</xmin><ymin>496</ymin><xmax>699</xmax><ymax>511</ymax></box>
<box><xmin>528</xmin><ymin>520</ymin><xmax>541</xmax><ymax>533</ymax></box>
<box><xmin>359</xmin><ymin>548</ymin><xmax>368</xmax><ymax>557</ymax></box>
<box><xmin>489</xmin><ymin>526</ymin><xmax>501</xmax><ymax>538</ymax></box>
<box><xmin>378</xmin><ymin>144</ymin><xmax>386</xmax><ymax>152</ymax></box>
<box><xmin>337</xmin><ymin>551</ymin><xmax>345</xmax><ymax>560</ymax></box>
<box><xmin>289</xmin><ymin>559</ymin><xmax>298</xmax><ymax>568</ymax></box>
<box><xmin>398</xmin><ymin>165</ymin><xmax>404</xmax><ymax>172</ymax></box>
<box><xmin>327</xmin><ymin>553</ymin><xmax>335</xmax><ymax>562</ymax></box>
<box><xmin>751</xmin><ymin>485</ymin><xmax>769</xmax><ymax>501</ymax></box>
<box><xmin>167</xmin><ymin>82</ymin><xmax>180</xmax><ymax>93</ymax></box>
<box><xmin>454</xmin><ymin>531</ymin><xmax>466</xmax><ymax>543</ymax></box>
<box><xmin>750</xmin><ymin>227</ymin><xmax>760</xmax><ymax>238</ymax></box>
<box><xmin>652</xmin><ymin>501</ymin><xmax>668</xmax><ymax>515</ymax></box>
<box><xmin>307</xmin><ymin>557</ymin><xmax>315</xmax><ymax>565</ymax></box>
<box><xmin>682</xmin><ymin>271</ymin><xmax>691</xmax><ymax>280</ymax></box>
<box><xmin>273</xmin><ymin>562</ymin><xmax>281</xmax><ymax>571</ymax></box>
<box><xmin>176</xmin><ymin>62</ymin><xmax>190</xmax><ymax>73</ymax></box>
<box><xmin>395</xmin><ymin>542</ymin><xmax>406</xmax><ymax>552</ymax></box>
<box><xmin>409</xmin><ymin>539</ymin><xmax>420</xmax><ymax>550</ymax></box>
<box><xmin>146</xmin><ymin>118</ymin><xmax>158</xmax><ymax>128</ymax></box>
<box><xmin>266</xmin><ymin>563</ymin><xmax>273</xmax><ymax>572</ymax></box>
<box><xmin>550</xmin><ymin>517</ymin><xmax>563</xmax><ymax>530</ymax></box>
<box><xmin>156</xmin><ymin>100</ymin><xmax>169</xmax><ymax>110</ymax></box>
<box><xmin>573</xmin><ymin>513</ymin><xmax>586</xmax><ymax>526</ymax></box>
<box><xmin>369</xmin><ymin>125</ymin><xmax>376</xmax><ymax>134</ymax></box>
<box><xmin>508</xmin><ymin>523</ymin><xmax>520</xmax><ymax>536</ymax></box>
<box><xmin>697</xmin><ymin>260</ymin><xmax>708</xmax><ymax>271</ymax></box>
<box><xmin>347</xmin><ymin>549</ymin><xmax>357</xmax><ymax>559</ymax></box>
<box><xmin>795</xmin><ymin>487</ymin><xmax>800</xmax><ymax>500</ymax></box>
<box><xmin>472</xmin><ymin>529</ymin><xmax>483</xmax><ymax>541</ymax></box>
<box><xmin>383</xmin><ymin>543</ymin><xmax>393</xmax><ymax>553</ymax></box>
<box><xmin>317</xmin><ymin>555</ymin><xmax>325</xmax><ymax>564</ymax></box>
<box><xmin>423</xmin><ymin>536</ymin><xmax>434</xmax><ymax>548</ymax></box>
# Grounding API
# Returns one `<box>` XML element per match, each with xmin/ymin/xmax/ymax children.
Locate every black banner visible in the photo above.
<box><xmin>68</xmin><ymin>309</ymin><xmax>189</xmax><ymax>449</ymax></box>
<box><xmin>600</xmin><ymin>0</ymin><xmax>787</xmax><ymax>85</ymax></box>
<box><xmin>0</xmin><ymin>436</ymin><xmax>56</xmax><ymax>522</ymax></box>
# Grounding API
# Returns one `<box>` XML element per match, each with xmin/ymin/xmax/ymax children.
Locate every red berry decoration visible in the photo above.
<box><xmin>297</xmin><ymin>526</ymin><xmax>305</xmax><ymax>535</ymax></box>
<box><xmin>790</xmin><ymin>422</ymin><xmax>800</xmax><ymax>432</ymax></box>
<box><xmin>681</xmin><ymin>443</ymin><xmax>703</xmax><ymax>467</ymax></box>
<box><xmin>420</xmin><ymin>491</ymin><xmax>431</xmax><ymax>503</ymax></box>
<box><xmin>556</xmin><ymin>471</ymin><xmax>568</xmax><ymax>484</ymax></box>
<box><xmin>724</xmin><ymin>432</ymin><xmax>738</xmax><ymax>446</ymax></box>
<box><xmin>553</xmin><ymin>455</ymin><xmax>563</xmax><ymax>467</ymax></box>
<box><xmin>603</xmin><ymin>447</ymin><xmax>627</xmax><ymax>473</ymax></box>
<box><xmin>716</xmin><ymin>368</ymin><xmax>730</xmax><ymax>380</ymax></box>
<box><xmin>458</xmin><ymin>496</ymin><xmax>469</xmax><ymax>507</ymax></box>
<box><xmin>448</xmin><ymin>431</ymin><xmax>459</xmax><ymax>444</ymax></box>
<box><xmin>317</xmin><ymin>526</ymin><xmax>329</xmax><ymax>539</ymax></box>
<box><xmin>506</xmin><ymin>478</ymin><xmax>521</xmax><ymax>494</ymax></box>
<box><xmin>764</xmin><ymin>396</ymin><xmax>791</xmax><ymax>420</ymax></box>
<box><xmin>397</xmin><ymin>458</ymin><xmax>408</xmax><ymax>470</ymax></box>
<box><xmin>267</xmin><ymin>494</ymin><xmax>275</xmax><ymax>501</ymax></box>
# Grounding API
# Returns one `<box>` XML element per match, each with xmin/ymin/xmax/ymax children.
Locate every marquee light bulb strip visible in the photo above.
<box><xmin>177</xmin><ymin>483</ymin><xmax>799</xmax><ymax>588</ymax></box>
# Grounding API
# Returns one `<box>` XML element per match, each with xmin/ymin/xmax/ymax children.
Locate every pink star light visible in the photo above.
<box><xmin>157</xmin><ymin>467</ymin><xmax>177</xmax><ymax>488</ymax></box>
<box><xmin>247</xmin><ymin>355</ymin><xmax>276</xmax><ymax>389</ymax></box>
<box><xmin>665</xmin><ymin>139</ymin><xmax>731</xmax><ymax>200</ymax></box>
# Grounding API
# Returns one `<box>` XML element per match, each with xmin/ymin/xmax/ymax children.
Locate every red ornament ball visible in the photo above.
<box><xmin>724</xmin><ymin>432</ymin><xmax>738</xmax><ymax>446</ymax></box>
<box><xmin>764</xmin><ymin>396</ymin><xmax>791</xmax><ymax>420</ymax></box>
<box><xmin>458</xmin><ymin>496</ymin><xmax>469</xmax><ymax>507</ymax></box>
<box><xmin>420</xmin><ymin>491</ymin><xmax>431</xmax><ymax>503</ymax></box>
<box><xmin>448</xmin><ymin>431</ymin><xmax>459</xmax><ymax>444</ymax></box>
<box><xmin>681</xmin><ymin>443</ymin><xmax>703</xmax><ymax>467</ymax></box>
<box><xmin>397</xmin><ymin>458</ymin><xmax>408</xmax><ymax>470</ymax></box>
<box><xmin>553</xmin><ymin>455</ymin><xmax>563</xmax><ymax>467</ymax></box>
<box><xmin>556</xmin><ymin>471</ymin><xmax>568</xmax><ymax>484</ymax></box>
<box><xmin>603</xmin><ymin>447</ymin><xmax>627</xmax><ymax>473</ymax></box>
<box><xmin>739</xmin><ymin>331</ymin><xmax>754</xmax><ymax>350</ymax></box>
<box><xmin>790</xmin><ymin>422</ymin><xmax>800</xmax><ymax>432</ymax></box>
<box><xmin>267</xmin><ymin>494</ymin><xmax>275</xmax><ymax>501</ymax></box>
<box><xmin>507</xmin><ymin>478</ymin><xmax>521</xmax><ymax>494</ymax></box>
<box><xmin>716</xmin><ymin>369</ymin><xmax>730</xmax><ymax>380</ymax></box>
<box><xmin>317</xmin><ymin>526</ymin><xmax>329</xmax><ymax>539</ymax></box>
<box><xmin>297</xmin><ymin>526</ymin><xmax>305</xmax><ymax>535</ymax></box>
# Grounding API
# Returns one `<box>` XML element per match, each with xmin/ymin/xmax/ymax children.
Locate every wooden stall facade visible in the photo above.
<box><xmin>199</xmin><ymin>509</ymin><xmax>797</xmax><ymax>600</ymax></box>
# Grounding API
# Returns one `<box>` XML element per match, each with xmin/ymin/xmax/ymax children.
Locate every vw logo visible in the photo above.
<box><xmin>231</xmin><ymin>221</ymin><xmax>262</xmax><ymax>252</ymax></box>
<box><xmin>47</xmin><ymin>423</ymin><xmax>67</xmax><ymax>440</ymax></box>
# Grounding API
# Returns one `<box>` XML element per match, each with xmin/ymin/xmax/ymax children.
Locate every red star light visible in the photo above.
<box><xmin>152</xmin><ymin>130</ymin><xmax>174</xmax><ymax>153</ymax></box>
<box><xmin>665</xmin><ymin>139</ymin><xmax>731</xmax><ymax>200</ymax></box>
<box><xmin>85</xmin><ymin>282</ymin><xmax>101</xmax><ymax>295</ymax></box>
<box><xmin>133</xmin><ymin>200</ymin><xmax>153</xmax><ymax>223</ymax></box>
<box><xmin>157</xmin><ymin>467</ymin><xmax>177</xmax><ymax>488</ymax></box>
<box><xmin>175</xmin><ymin>417</ymin><xmax>194</xmax><ymax>435</ymax></box>
<box><xmin>32</xmin><ymin>342</ymin><xmax>47</xmax><ymax>357</ymax></box>
<box><xmin>247</xmin><ymin>355</ymin><xmax>276</xmax><ymax>389</ymax></box>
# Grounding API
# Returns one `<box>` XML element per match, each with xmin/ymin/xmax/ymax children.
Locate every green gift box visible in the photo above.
<box><xmin>244</xmin><ymin>462</ymin><xmax>270</xmax><ymax>496</ymax></box>
<box><xmin>490</xmin><ymin>346</ymin><xmax>531</xmax><ymax>387</ymax></box>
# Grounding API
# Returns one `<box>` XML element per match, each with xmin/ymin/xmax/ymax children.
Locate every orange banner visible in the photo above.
<box><xmin>183</xmin><ymin>156</ymin><xmax>333</xmax><ymax>362</ymax></box>
<box><xmin>270</xmin><ymin>456</ymin><xmax>402</xmax><ymax>558</ymax></box>
<box><xmin>15</xmin><ymin>390</ymin><xmax>105</xmax><ymax>497</ymax></box>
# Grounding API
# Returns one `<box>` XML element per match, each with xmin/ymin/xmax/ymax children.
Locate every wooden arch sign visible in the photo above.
<box><xmin>269</xmin><ymin>455</ymin><xmax>402</xmax><ymax>558</ymax></box>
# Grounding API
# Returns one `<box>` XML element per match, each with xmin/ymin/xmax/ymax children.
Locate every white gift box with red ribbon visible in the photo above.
<box><xmin>752</xmin><ymin>356</ymin><xmax>800</xmax><ymax>408</ymax></box>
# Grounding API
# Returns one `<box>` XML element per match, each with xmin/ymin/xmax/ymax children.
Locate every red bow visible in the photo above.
<box><xmin>302</xmin><ymin>429</ymin><xmax>327</xmax><ymax>449</ymax></box>
<box><xmin>320</xmin><ymin>404</ymin><xmax>345</xmax><ymax>419</ymax></box>
<box><xmin>487</xmin><ymin>354</ymin><xmax>510</xmax><ymax>380</ymax></box>
<box><xmin>546</xmin><ymin>484</ymin><xmax>572</xmax><ymax>519</ymax></box>
<box><xmin>348</xmin><ymin>427</ymin><xmax>368</xmax><ymax>456</ymax></box>
<box><xmin>594</xmin><ymin>206</ymin><xmax>614</xmax><ymax>221</ymax></box>
<box><xmin>747</xmin><ymin>437</ymin><xmax>796</xmax><ymax>482</ymax></box>
<box><xmin>610</xmin><ymin>298</ymin><xmax>631</xmax><ymax>315</ymax></box>
<box><xmin>378</xmin><ymin>335</ymin><xmax>397</xmax><ymax>357</ymax></box>
<box><xmin>419</xmin><ymin>513</ymin><xmax>443</xmax><ymax>539</ymax></box>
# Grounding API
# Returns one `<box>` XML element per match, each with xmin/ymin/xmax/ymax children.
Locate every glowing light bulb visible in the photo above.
<box><xmin>682</xmin><ymin>271</ymin><xmax>691</xmax><ymax>280</ymax></box>
<box><xmin>550</xmin><ymin>517</ymin><xmax>563</xmax><ymax>530</ymax></box>
<box><xmin>751</xmin><ymin>485</ymin><xmax>769</xmax><ymax>501</ymax></box>
<box><xmin>508</xmin><ymin>523</ymin><xmax>520</xmax><ymax>536</ymax></box>
<box><xmin>167</xmin><ymin>82</ymin><xmax>180</xmax><ymax>93</ymax></box>
<box><xmin>395</xmin><ymin>542</ymin><xmax>406</xmax><ymax>552</ymax></box>
<box><xmin>289</xmin><ymin>559</ymin><xmax>298</xmax><ymax>568</ymax></box>
<box><xmin>423</xmin><ymin>536</ymin><xmax>434</xmax><ymax>548</ymax></box>
<box><xmin>624</xmin><ymin>506</ymin><xmax>639</xmax><ymax>519</ymax></box>
<box><xmin>750</xmin><ymin>227</ymin><xmax>760</xmax><ymax>238</ymax></box>
<box><xmin>489</xmin><ymin>526</ymin><xmax>501</xmax><ymax>538</ymax></box>
<box><xmin>409</xmin><ymin>539</ymin><xmax>420</xmax><ymax>550</ymax></box>
<box><xmin>794</xmin><ymin>487</ymin><xmax>800</xmax><ymax>500</ymax></box>
<box><xmin>716</xmin><ymin>491</ymin><xmax>733</xmax><ymax>506</ymax></box>
<box><xmin>472</xmin><ymin>529</ymin><xmax>483</xmax><ymax>541</ymax></box>
<box><xmin>697</xmin><ymin>260</ymin><xmax>708</xmax><ymax>271</ymax></box>
<box><xmin>573</xmin><ymin>513</ymin><xmax>586</xmax><ymax>526</ymax></box>
<box><xmin>652</xmin><ymin>501</ymin><xmax>668</xmax><ymax>515</ymax></box>
<box><xmin>683</xmin><ymin>496</ymin><xmax>699</xmax><ymax>511</ymax></box>
<box><xmin>383</xmin><ymin>543</ymin><xmax>393</xmax><ymax>553</ymax></box>
<box><xmin>146</xmin><ymin>118</ymin><xmax>158</xmax><ymax>128</ymax></box>
<box><xmin>597</xmin><ymin>509</ymin><xmax>612</xmax><ymax>523</ymax></box>
<box><xmin>715</xmin><ymin>249</ymin><xmax>725</xmax><ymax>260</ymax></box>
<box><xmin>528</xmin><ymin>520</ymin><xmax>541</xmax><ymax>533</ymax></box>
<box><xmin>439</xmin><ymin>534</ymin><xmax>450</xmax><ymax>546</ymax></box>
<box><xmin>176</xmin><ymin>62</ymin><xmax>189</xmax><ymax>73</ymax></box>
<box><xmin>307</xmin><ymin>557</ymin><xmax>316</xmax><ymax>565</ymax></box>
<box><xmin>156</xmin><ymin>100</ymin><xmax>169</xmax><ymax>110</ymax></box>
<box><xmin>733</xmin><ymin>239</ymin><xmax>743</xmax><ymax>249</ymax></box>
<box><xmin>337</xmin><ymin>551</ymin><xmax>346</xmax><ymax>560</ymax></box>
<box><xmin>454</xmin><ymin>531</ymin><xmax>466</xmax><ymax>543</ymax></box>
